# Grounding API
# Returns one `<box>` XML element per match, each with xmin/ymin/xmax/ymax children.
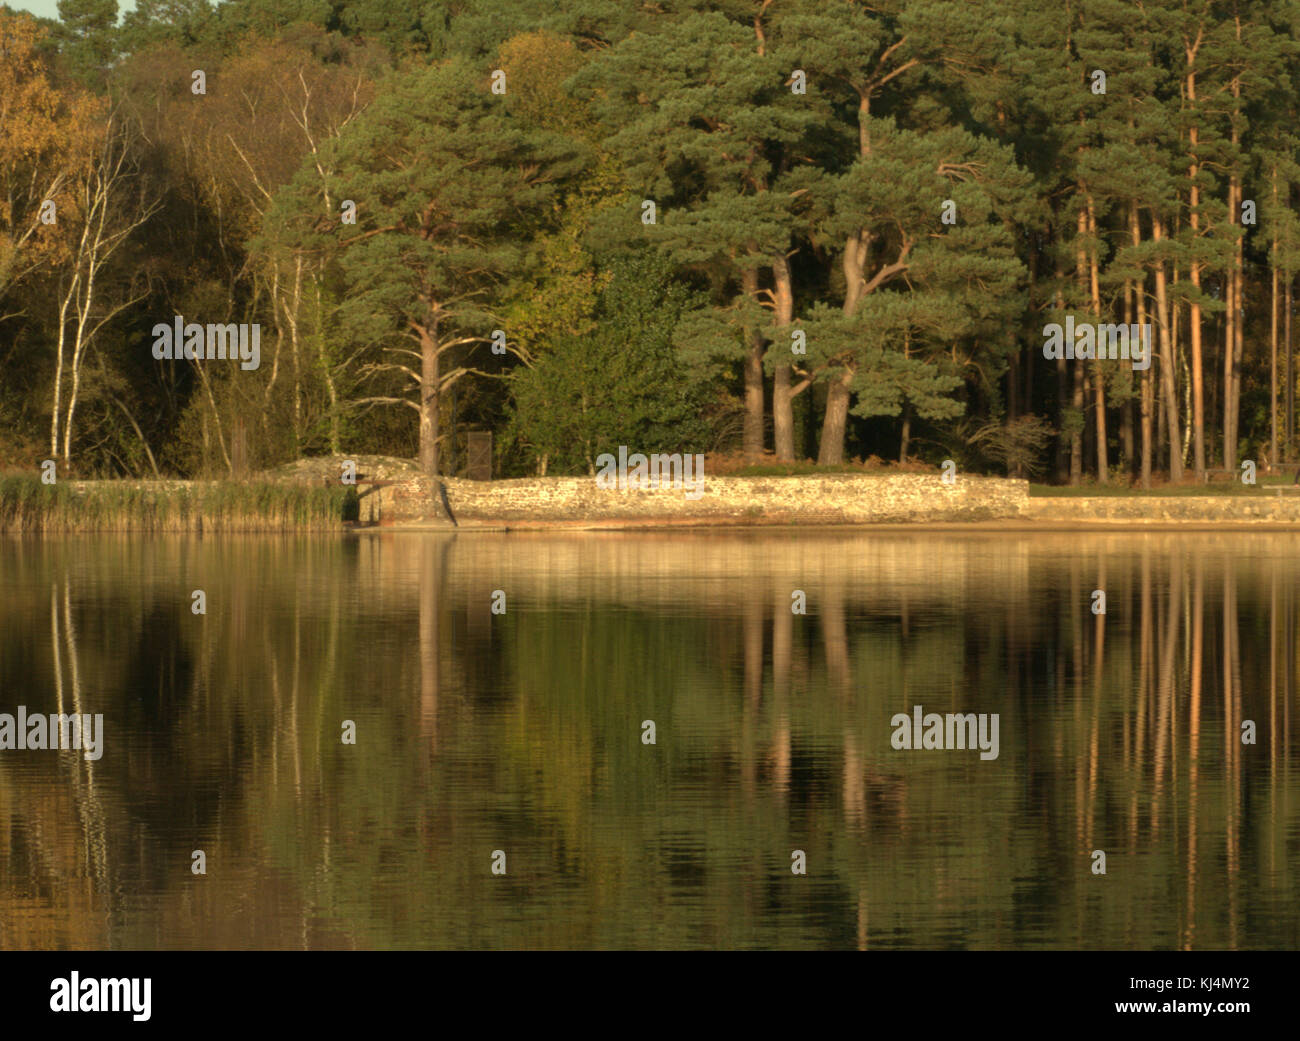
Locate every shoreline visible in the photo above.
<box><xmin>10</xmin><ymin>472</ymin><xmax>1300</xmax><ymax>532</ymax></box>
<box><xmin>349</xmin><ymin>519</ymin><xmax>1300</xmax><ymax>533</ymax></box>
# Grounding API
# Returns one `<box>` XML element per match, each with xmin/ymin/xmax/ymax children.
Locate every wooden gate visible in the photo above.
<box><xmin>466</xmin><ymin>430</ymin><xmax>492</xmax><ymax>481</ymax></box>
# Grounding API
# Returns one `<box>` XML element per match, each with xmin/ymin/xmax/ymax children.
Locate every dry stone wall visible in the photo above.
<box><xmin>1024</xmin><ymin>495</ymin><xmax>1300</xmax><ymax>524</ymax></box>
<box><xmin>372</xmin><ymin>474</ymin><xmax>1030</xmax><ymax>526</ymax></box>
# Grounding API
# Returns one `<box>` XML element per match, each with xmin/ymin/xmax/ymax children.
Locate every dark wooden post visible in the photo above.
<box><xmin>467</xmin><ymin>431</ymin><xmax>492</xmax><ymax>481</ymax></box>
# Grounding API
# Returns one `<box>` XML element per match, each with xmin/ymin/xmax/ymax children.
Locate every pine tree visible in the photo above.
<box><xmin>581</xmin><ymin>11</ymin><xmax>820</xmax><ymax>459</ymax></box>
<box><xmin>278</xmin><ymin>58</ymin><xmax>585</xmax><ymax>475</ymax></box>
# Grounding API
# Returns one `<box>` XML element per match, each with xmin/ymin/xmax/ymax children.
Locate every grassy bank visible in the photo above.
<box><xmin>0</xmin><ymin>478</ymin><xmax>359</xmax><ymax>533</ymax></box>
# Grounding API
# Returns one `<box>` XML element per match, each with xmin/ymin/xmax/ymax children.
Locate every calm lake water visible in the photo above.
<box><xmin>1</xmin><ymin>532</ymin><xmax>1297</xmax><ymax>950</ymax></box>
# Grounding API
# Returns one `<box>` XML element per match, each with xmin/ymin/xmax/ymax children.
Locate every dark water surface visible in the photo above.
<box><xmin>1</xmin><ymin>532</ymin><xmax>1297</xmax><ymax>949</ymax></box>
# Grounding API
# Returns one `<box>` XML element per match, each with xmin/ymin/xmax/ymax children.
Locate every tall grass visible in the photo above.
<box><xmin>0</xmin><ymin>478</ymin><xmax>360</xmax><ymax>533</ymax></box>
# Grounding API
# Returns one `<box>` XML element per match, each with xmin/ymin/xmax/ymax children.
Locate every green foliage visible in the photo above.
<box><xmin>53</xmin><ymin>0</ymin><xmax>119</xmax><ymax>84</ymax></box>
<box><xmin>302</xmin><ymin>61</ymin><xmax>580</xmax><ymax>364</ymax></box>
<box><xmin>505</xmin><ymin>252</ymin><xmax>713</xmax><ymax>473</ymax></box>
<box><xmin>118</xmin><ymin>0</ymin><xmax>214</xmax><ymax>52</ymax></box>
<box><xmin>10</xmin><ymin>0</ymin><xmax>1300</xmax><ymax>481</ymax></box>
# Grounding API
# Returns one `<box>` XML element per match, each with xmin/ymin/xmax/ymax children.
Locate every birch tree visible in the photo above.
<box><xmin>51</xmin><ymin>107</ymin><xmax>159</xmax><ymax>464</ymax></box>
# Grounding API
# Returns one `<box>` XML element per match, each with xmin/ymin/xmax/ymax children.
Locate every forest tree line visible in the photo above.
<box><xmin>3</xmin><ymin>0</ymin><xmax>1300</xmax><ymax>484</ymax></box>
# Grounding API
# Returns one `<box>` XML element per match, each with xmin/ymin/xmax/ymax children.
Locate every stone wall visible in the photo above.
<box><xmin>361</xmin><ymin>474</ymin><xmax>1300</xmax><ymax>528</ymax></box>
<box><xmin>367</xmin><ymin>473</ymin><xmax>1031</xmax><ymax>527</ymax></box>
<box><xmin>1023</xmin><ymin>494</ymin><xmax>1300</xmax><ymax>524</ymax></box>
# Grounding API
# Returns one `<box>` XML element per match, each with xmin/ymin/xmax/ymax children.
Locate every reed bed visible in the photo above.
<box><xmin>0</xmin><ymin>478</ymin><xmax>359</xmax><ymax>533</ymax></box>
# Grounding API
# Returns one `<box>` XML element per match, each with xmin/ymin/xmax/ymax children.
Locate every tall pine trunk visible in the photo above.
<box><xmin>1287</xmin><ymin>277</ymin><xmax>1294</xmax><ymax>462</ymax></box>
<box><xmin>818</xmin><ymin>229</ymin><xmax>868</xmax><ymax>465</ymax></box>
<box><xmin>741</xmin><ymin>263</ymin><xmax>765</xmax><ymax>458</ymax></box>
<box><xmin>1088</xmin><ymin>197</ymin><xmax>1106</xmax><ymax>483</ymax></box>
<box><xmin>772</xmin><ymin>253</ymin><xmax>797</xmax><ymax>461</ymax></box>
<box><xmin>818</xmin><ymin>96</ymin><xmax>878</xmax><ymax>466</ymax></box>
<box><xmin>1152</xmin><ymin>215</ymin><xmax>1183</xmax><ymax>481</ymax></box>
<box><xmin>1070</xmin><ymin>209</ymin><xmax>1087</xmax><ymax>485</ymax></box>
<box><xmin>1225</xmin><ymin>31</ymin><xmax>1244</xmax><ymax>471</ymax></box>
<box><xmin>1186</xmin><ymin>48</ymin><xmax>1207</xmax><ymax>478</ymax></box>
<box><xmin>819</xmin><ymin>375</ymin><xmax>853</xmax><ymax>465</ymax></box>
<box><xmin>1232</xmin><ymin>190</ymin><xmax>1245</xmax><ymax>472</ymax></box>
<box><xmin>1271</xmin><ymin>169</ymin><xmax>1279</xmax><ymax>469</ymax></box>
<box><xmin>1223</xmin><ymin>151</ymin><xmax>1242</xmax><ymax>469</ymax></box>
<box><xmin>420</xmin><ymin>321</ymin><xmax>440</xmax><ymax>476</ymax></box>
<box><xmin>1132</xmin><ymin>204</ymin><xmax>1153</xmax><ymax>488</ymax></box>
